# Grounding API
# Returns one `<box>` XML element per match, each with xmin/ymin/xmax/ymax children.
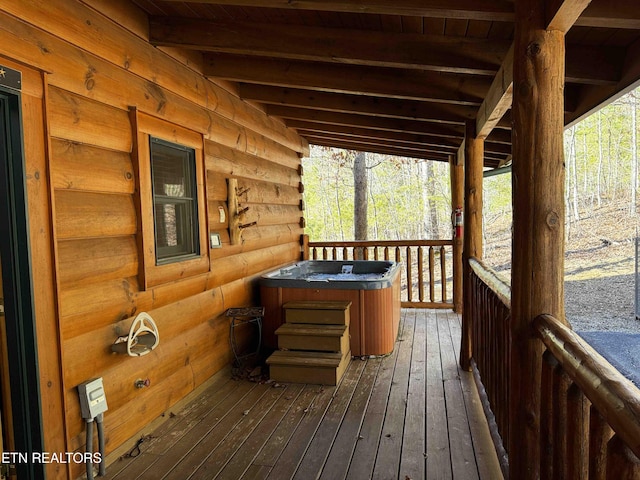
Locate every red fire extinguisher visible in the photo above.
<box><xmin>453</xmin><ymin>206</ymin><xmax>463</xmax><ymax>238</ymax></box>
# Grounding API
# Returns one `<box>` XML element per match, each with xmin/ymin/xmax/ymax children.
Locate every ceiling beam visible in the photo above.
<box><xmin>204</xmin><ymin>54</ymin><xmax>488</xmax><ymax>105</ymax></box>
<box><xmin>157</xmin><ymin>0</ymin><xmax>515</xmax><ymax>21</ymax></box>
<box><xmin>546</xmin><ymin>0</ymin><xmax>593</xmax><ymax>33</ymax></box>
<box><xmin>294</xmin><ymin>122</ymin><xmax>510</xmax><ymax>155</ymax></box>
<box><xmin>308</xmin><ymin>136</ymin><xmax>453</xmax><ymax>162</ymax></box>
<box><xmin>287</xmin><ymin>121</ymin><xmax>463</xmax><ymax>148</ymax></box>
<box><xmin>304</xmin><ymin>132</ymin><xmax>459</xmax><ymax>155</ymax></box>
<box><xmin>150</xmin><ymin>17</ymin><xmax>506</xmax><ymax>75</ymax></box>
<box><xmin>268</xmin><ymin>105</ymin><xmax>466</xmax><ymax>138</ymax></box>
<box><xmin>475</xmin><ymin>38</ymin><xmax>618</xmax><ymax>138</ymax></box>
<box><xmin>238</xmin><ymin>85</ymin><xmax>477</xmax><ymax>125</ymax></box>
<box><xmin>476</xmin><ymin>45</ymin><xmax>513</xmax><ymax>139</ymax></box>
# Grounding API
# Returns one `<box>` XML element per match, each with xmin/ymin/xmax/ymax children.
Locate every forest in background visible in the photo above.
<box><xmin>303</xmin><ymin>87</ymin><xmax>640</xmax><ymax>250</ymax></box>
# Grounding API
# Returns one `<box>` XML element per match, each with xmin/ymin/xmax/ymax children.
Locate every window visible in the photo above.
<box><xmin>130</xmin><ymin>109</ymin><xmax>209</xmax><ymax>289</ymax></box>
<box><xmin>150</xmin><ymin>138</ymin><xmax>199</xmax><ymax>263</ymax></box>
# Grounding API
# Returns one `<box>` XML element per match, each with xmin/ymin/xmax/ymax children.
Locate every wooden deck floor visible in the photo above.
<box><xmin>103</xmin><ymin>309</ymin><xmax>503</xmax><ymax>480</ymax></box>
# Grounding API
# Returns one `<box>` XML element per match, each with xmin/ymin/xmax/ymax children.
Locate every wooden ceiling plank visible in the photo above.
<box><xmin>566</xmin><ymin>36</ymin><xmax>640</xmax><ymax>127</ymax></box>
<box><xmin>149</xmin><ymin>16</ymin><xmax>508</xmax><ymax>75</ymax></box>
<box><xmin>577</xmin><ymin>1</ymin><xmax>640</xmax><ymax>29</ymax></box>
<box><xmin>565</xmin><ymin>44</ymin><xmax>624</xmax><ymax>85</ymax></box>
<box><xmin>238</xmin><ymin>84</ymin><xmax>473</xmax><ymax>124</ymax></box>
<box><xmin>157</xmin><ymin>0</ymin><xmax>515</xmax><ymax>21</ymax></box>
<box><xmin>204</xmin><ymin>54</ymin><xmax>488</xmax><ymax>105</ymax></box>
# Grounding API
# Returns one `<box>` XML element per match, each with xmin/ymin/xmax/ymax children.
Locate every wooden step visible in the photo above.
<box><xmin>284</xmin><ymin>300</ymin><xmax>351</xmax><ymax>326</ymax></box>
<box><xmin>266</xmin><ymin>350</ymin><xmax>351</xmax><ymax>386</ymax></box>
<box><xmin>275</xmin><ymin>323</ymin><xmax>349</xmax><ymax>353</ymax></box>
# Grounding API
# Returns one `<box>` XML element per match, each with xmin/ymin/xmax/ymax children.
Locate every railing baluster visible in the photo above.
<box><xmin>606</xmin><ymin>434</ymin><xmax>640</xmax><ymax>478</ymax></box>
<box><xmin>406</xmin><ymin>246</ymin><xmax>413</xmax><ymax>302</ymax></box>
<box><xmin>541</xmin><ymin>350</ymin><xmax>558</xmax><ymax>480</ymax></box>
<box><xmin>429</xmin><ymin>246</ymin><xmax>435</xmax><ymax>302</ymax></box>
<box><xmin>384</xmin><ymin>246</ymin><xmax>389</xmax><ymax>261</ymax></box>
<box><xmin>440</xmin><ymin>246</ymin><xmax>446</xmax><ymax>302</ymax></box>
<box><xmin>417</xmin><ymin>246</ymin><xmax>424</xmax><ymax>302</ymax></box>
<box><xmin>566</xmin><ymin>383</ymin><xmax>589</xmax><ymax>479</ymax></box>
<box><xmin>589</xmin><ymin>407</ymin><xmax>613</xmax><ymax>480</ymax></box>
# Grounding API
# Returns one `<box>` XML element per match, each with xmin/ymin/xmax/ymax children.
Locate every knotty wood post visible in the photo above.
<box><xmin>460</xmin><ymin>120</ymin><xmax>483</xmax><ymax>370</ymax></box>
<box><xmin>510</xmin><ymin>0</ymin><xmax>568</xmax><ymax>476</ymax></box>
<box><xmin>449</xmin><ymin>154</ymin><xmax>464</xmax><ymax>313</ymax></box>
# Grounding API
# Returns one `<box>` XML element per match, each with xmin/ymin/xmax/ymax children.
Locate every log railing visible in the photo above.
<box><xmin>469</xmin><ymin>256</ymin><xmax>640</xmax><ymax>478</ymax></box>
<box><xmin>468</xmin><ymin>257</ymin><xmax>511</xmax><ymax>474</ymax></box>
<box><xmin>304</xmin><ymin>239</ymin><xmax>454</xmax><ymax>309</ymax></box>
<box><xmin>535</xmin><ymin>313</ymin><xmax>640</xmax><ymax>478</ymax></box>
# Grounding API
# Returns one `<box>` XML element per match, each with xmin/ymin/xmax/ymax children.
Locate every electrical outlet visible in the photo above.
<box><xmin>78</xmin><ymin>378</ymin><xmax>108</xmax><ymax>420</ymax></box>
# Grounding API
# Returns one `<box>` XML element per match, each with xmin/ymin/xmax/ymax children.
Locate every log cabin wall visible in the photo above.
<box><xmin>0</xmin><ymin>1</ymin><xmax>307</xmax><ymax>478</ymax></box>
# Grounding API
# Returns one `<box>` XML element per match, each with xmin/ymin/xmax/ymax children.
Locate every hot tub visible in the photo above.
<box><xmin>260</xmin><ymin>260</ymin><xmax>401</xmax><ymax>356</ymax></box>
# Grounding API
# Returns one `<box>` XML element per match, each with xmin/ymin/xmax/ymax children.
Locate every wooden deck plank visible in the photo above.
<box><xmin>437</xmin><ymin>310</ymin><xmax>480</xmax><ymax>480</ymax></box>
<box><xmin>318</xmin><ymin>357</ymin><xmax>382</xmax><ymax>480</ymax></box>
<box><xmin>161</xmin><ymin>383</ymin><xmax>273</xmax><ymax>479</ymax></box>
<box><xmin>133</xmin><ymin>381</ymin><xmax>262</xmax><ymax>480</ymax></box>
<box><xmin>400</xmin><ymin>308</ymin><xmax>426</xmax><ymax>479</ymax></box>
<box><xmin>105</xmin><ymin>373</ymin><xmax>236</xmax><ymax>479</ymax></box>
<box><xmin>281</xmin><ymin>359</ymin><xmax>365</xmax><ymax>479</ymax></box>
<box><xmin>215</xmin><ymin>384</ymin><xmax>305</xmax><ymax>480</ymax></box>
<box><xmin>187</xmin><ymin>385</ymin><xmax>299</xmax><ymax>479</ymax></box>
<box><xmin>345</xmin><ymin>320</ymin><xmax>403</xmax><ymax>480</ymax></box>
<box><xmin>102</xmin><ymin>309</ymin><xmax>502</xmax><ymax>480</ymax></box>
<box><xmin>240</xmin><ymin>384</ymin><xmax>331</xmax><ymax>477</ymax></box>
<box><xmin>371</xmin><ymin>309</ymin><xmax>416</xmax><ymax>479</ymax></box>
<box><xmin>446</xmin><ymin>311</ymin><xmax>504</xmax><ymax>480</ymax></box>
<box><xmin>256</xmin><ymin>375</ymin><xmax>337</xmax><ymax>479</ymax></box>
<box><xmin>426</xmin><ymin>309</ymin><xmax>453</xmax><ymax>479</ymax></box>
<box><xmin>108</xmin><ymin>379</ymin><xmax>258</xmax><ymax>479</ymax></box>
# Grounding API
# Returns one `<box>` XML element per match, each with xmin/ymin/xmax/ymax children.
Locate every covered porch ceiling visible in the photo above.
<box><xmin>134</xmin><ymin>0</ymin><xmax>640</xmax><ymax>169</ymax></box>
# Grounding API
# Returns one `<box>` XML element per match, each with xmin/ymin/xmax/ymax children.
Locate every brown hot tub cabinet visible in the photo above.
<box><xmin>260</xmin><ymin>260</ymin><xmax>401</xmax><ymax>357</ymax></box>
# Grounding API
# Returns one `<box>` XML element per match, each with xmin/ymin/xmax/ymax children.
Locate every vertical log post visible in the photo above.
<box><xmin>510</xmin><ymin>0</ymin><xmax>568</xmax><ymax>476</ymax></box>
<box><xmin>460</xmin><ymin>121</ymin><xmax>483</xmax><ymax>370</ymax></box>
<box><xmin>449</xmin><ymin>154</ymin><xmax>464</xmax><ymax>313</ymax></box>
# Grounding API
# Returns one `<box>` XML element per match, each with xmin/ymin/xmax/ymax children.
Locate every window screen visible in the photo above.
<box><xmin>150</xmin><ymin>137</ymin><xmax>199</xmax><ymax>263</ymax></box>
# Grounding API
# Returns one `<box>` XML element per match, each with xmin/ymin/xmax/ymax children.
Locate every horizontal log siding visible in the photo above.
<box><xmin>0</xmin><ymin>3</ymin><xmax>306</xmax><ymax>478</ymax></box>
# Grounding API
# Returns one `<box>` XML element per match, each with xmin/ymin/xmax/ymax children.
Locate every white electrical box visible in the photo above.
<box><xmin>78</xmin><ymin>378</ymin><xmax>108</xmax><ymax>420</ymax></box>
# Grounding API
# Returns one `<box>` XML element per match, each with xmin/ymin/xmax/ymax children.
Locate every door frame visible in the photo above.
<box><xmin>0</xmin><ymin>85</ymin><xmax>45</xmax><ymax>479</ymax></box>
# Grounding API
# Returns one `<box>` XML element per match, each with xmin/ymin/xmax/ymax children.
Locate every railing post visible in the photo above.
<box><xmin>460</xmin><ymin>120</ymin><xmax>483</xmax><ymax>371</ymax></box>
<box><xmin>300</xmin><ymin>234</ymin><xmax>309</xmax><ymax>260</ymax></box>
<box><xmin>450</xmin><ymin>154</ymin><xmax>464</xmax><ymax>313</ymax></box>
<box><xmin>510</xmin><ymin>0</ymin><xmax>570</xmax><ymax>476</ymax></box>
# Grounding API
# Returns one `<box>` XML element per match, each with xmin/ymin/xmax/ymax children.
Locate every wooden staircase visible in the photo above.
<box><xmin>266</xmin><ymin>301</ymin><xmax>352</xmax><ymax>385</ymax></box>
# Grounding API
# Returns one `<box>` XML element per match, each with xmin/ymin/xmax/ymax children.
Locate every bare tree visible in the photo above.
<box><xmin>353</xmin><ymin>150</ymin><xmax>368</xmax><ymax>241</ymax></box>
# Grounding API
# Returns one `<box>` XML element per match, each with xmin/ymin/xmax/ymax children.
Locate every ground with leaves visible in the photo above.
<box><xmin>483</xmin><ymin>203</ymin><xmax>639</xmax><ymax>333</ymax></box>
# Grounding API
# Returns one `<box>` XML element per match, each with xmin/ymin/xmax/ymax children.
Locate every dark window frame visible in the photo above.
<box><xmin>149</xmin><ymin>137</ymin><xmax>200</xmax><ymax>264</ymax></box>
